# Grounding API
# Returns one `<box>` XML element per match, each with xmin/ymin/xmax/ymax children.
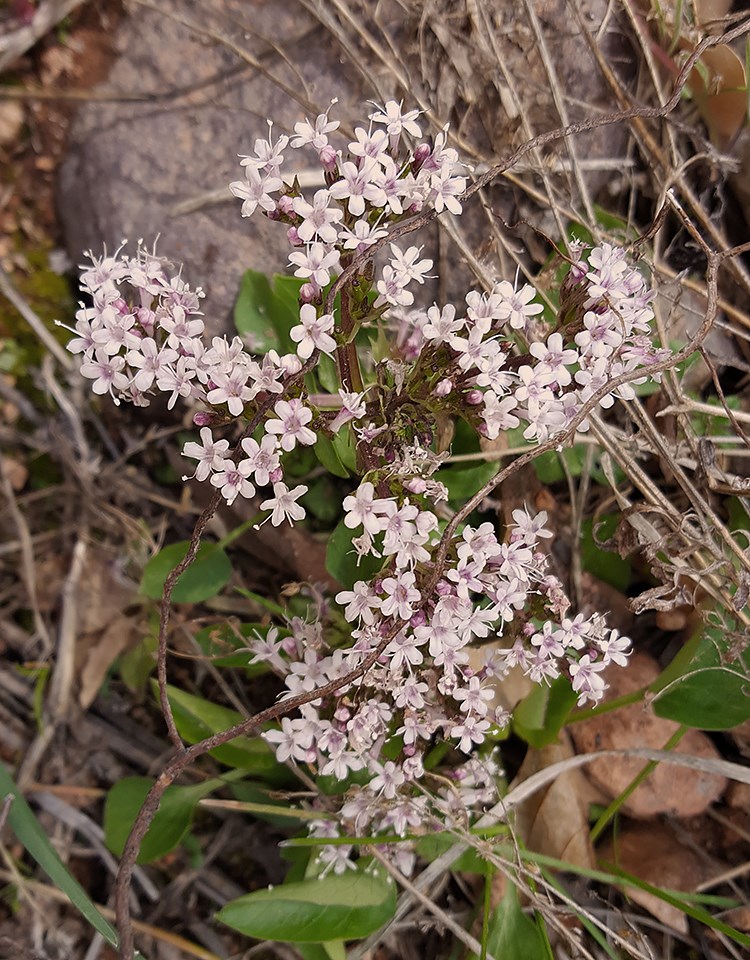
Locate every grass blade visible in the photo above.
<box><xmin>0</xmin><ymin>761</ymin><xmax>118</xmax><ymax>948</ymax></box>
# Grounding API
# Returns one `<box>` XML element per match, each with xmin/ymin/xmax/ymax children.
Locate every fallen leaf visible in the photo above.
<box><xmin>689</xmin><ymin>43</ymin><xmax>747</xmax><ymax>147</ymax></box>
<box><xmin>570</xmin><ymin>652</ymin><xmax>727</xmax><ymax>817</ymax></box>
<box><xmin>77</xmin><ymin>615</ymin><xmax>136</xmax><ymax>709</ymax></box>
<box><xmin>722</xmin><ymin>907</ymin><xmax>750</xmax><ymax>933</ymax></box>
<box><xmin>2</xmin><ymin>456</ymin><xmax>28</xmax><ymax>491</ymax></box>
<box><xmin>512</xmin><ymin>731</ymin><xmax>597</xmax><ymax>870</ymax></box>
<box><xmin>599</xmin><ymin>821</ymin><xmax>716</xmax><ymax>934</ymax></box>
<box><xmin>77</xmin><ymin>548</ymin><xmax>137</xmax><ymax>635</ymax></box>
<box><xmin>0</xmin><ymin>102</ymin><xmax>24</xmax><ymax>148</ymax></box>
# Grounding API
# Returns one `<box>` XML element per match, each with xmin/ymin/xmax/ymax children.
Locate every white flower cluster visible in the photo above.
<box><xmin>252</xmin><ymin>501</ymin><xmax>629</xmax><ymax>873</ymax></box>
<box><xmin>63</xmin><ymin>241</ymin><xmax>314</xmax><ymax>516</ymax></box>
<box><xmin>67</xmin><ymin>99</ymin><xmax>668</xmax><ymax>874</ymax></box>
<box><xmin>394</xmin><ymin>242</ymin><xmax>669</xmax><ymax>444</ymax></box>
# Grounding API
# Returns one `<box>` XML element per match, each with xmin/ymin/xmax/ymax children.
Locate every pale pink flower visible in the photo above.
<box><xmin>260</xmin><ymin>481</ymin><xmax>308</xmax><ymax>526</ymax></box>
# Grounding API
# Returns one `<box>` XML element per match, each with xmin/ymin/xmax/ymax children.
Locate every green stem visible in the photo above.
<box><xmin>335</xmin><ymin>278</ymin><xmax>363</xmax><ymax>394</ymax></box>
<box><xmin>589</xmin><ymin>725</ymin><xmax>688</xmax><ymax>843</ymax></box>
<box><xmin>567</xmin><ymin>686</ymin><xmax>649</xmax><ymax>724</ymax></box>
<box><xmin>480</xmin><ymin>861</ymin><xmax>492</xmax><ymax>960</ymax></box>
<box><xmin>214</xmin><ymin>514</ymin><xmax>264</xmax><ymax>551</ymax></box>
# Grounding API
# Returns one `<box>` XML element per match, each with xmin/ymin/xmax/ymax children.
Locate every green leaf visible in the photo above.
<box><xmin>296</xmin><ymin>944</ymin><xmax>344</xmax><ymax>960</ymax></box>
<box><xmin>579</xmin><ymin>515</ymin><xmax>630</xmax><ymax>592</ymax></box>
<box><xmin>216</xmin><ymin>868</ymin><xmax>396</xmax><ymax>942</ymax></box>
<box><xmin>229</xmin><ymin>781</ymin><xmax>299</xmax><ymax>828</ymax></box>
<box><xmin>317</xmin><ymin>354</ymin><xmax>339</xmax><ymax>393</ymax></box>
<box><xmin>0</xmin><ymin>761</ymin><xmax>118</xmax><ymax>947</ymax></box>
<box><xmin>104</xmin><ymin>775</ymin><xmax>224</xmax><ymax>863</ymax></box>
<box><xmin>332</xmin><ymin>427</ymin><xmax>357</xmax><ymax>473</ymax></box>
<box><xmin>472</xmin><ymin>884</ymin><xmax>551</xmax><ymax>960</ymax></box>
<box><xmin>513</xmin><ymin>676</ymin><xmax>577</xmax><ymax>748</ymax></box>
<box><xmin>437</xmin><ymin>459</ymin><xmax>498</xmax><ymax>505</ymax></box>
<box><xmin>140</xmin><ymin>541</ymin><xmax>232</xmax><ymax>604</ymax></box>
<box><xmin>415</xmin><ymin>833</ymin><xmax>488</xmax><ymax>874</ymax></box>
<box><xmin>158</xmin><ymin>683</ymin><xmax>278</xmax><ymax>774</ymax></box>
<box><xmin>651</xmin><ymin>625</ymin><xmax>750</xmax><ymax>730</ymax></box>
<box><xmin>234</xmin><ymin>270</ymin><xmax>302</xmax><ymax>353</ymax></box>
<box><xmin>193</xmin><ymin>621</ymin><xmax>273</xmax><ymax>671</ymax></box>
<box><xmin>533</xmin><ymin>445</ymin><xmax>587</xmax><ymax>484</ymax></box>
<box><xmin>303</xmin><ymin>478</ymin><xmax>342</xmax><ymax>524</ymax></box>
<box><xmin>326</xmin><ymin>518</ymin><xmax>383</xmax><ymax>588</ymax></box>
<box><xmin>314</xmin><ymin>435</ymin><xmax>350</xmax><ymax>479</ymax></box>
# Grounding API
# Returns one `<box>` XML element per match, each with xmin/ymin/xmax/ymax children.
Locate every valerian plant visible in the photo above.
<box><xmin>66</xmin><ymin>99</ymin><xmax>671</xmax><ymax>923</ymax></box>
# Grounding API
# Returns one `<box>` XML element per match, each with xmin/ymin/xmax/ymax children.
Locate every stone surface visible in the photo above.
<box><xmin>58</xmin><ymin>0</ymin><xmax>363</xmax><ymax>334</ymax></box>
<box><xmin>58</xmin><ymin>0</ymin><xmax>633</xmax><ymax>339</ymax></box>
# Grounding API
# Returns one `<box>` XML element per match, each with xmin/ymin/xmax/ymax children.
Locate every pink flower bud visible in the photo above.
<box><xmin>435</xmin><ymin>579</ymin><xmax>452</xmax><ymax>596</ymax></box>
<box><xmin>465</xmin><ymin>389</ymin><xmax>483</xmax><ymax>405</ymax></box>
<box><xmin>280</xmin><ymin>354</ymin><xmax>303</xmax><ymax>375</ymax></box>
<box><xmin>193</xmin><ymin>411</ymin><xmax>214</xmax><ymax>426</ymax></box>
<box><xmin>287</xmin><ymin>226</ymin><xmax>302</xmax><ymax>246</ymax></box>
<box><xmin>433</xmin><ymin>378</ymin><xmax>452</xmax><ymax>398</ymax></box>
<box><xmin>269</xmin><ymin>467</ymin><xmax>284</xmax><ymax>483</ymax></box>
<box><xmin>277</xmin><ymin>195</ymin><xmax>295</xmax><ymax>216</ymax></box>
<box><xmin>405</xmin><ymin>477</ymin><xmax>427</xmax><ymax>494</ymax></box>
<box><xmin>318</xmin><ymin>144</ymin><xmax>338</xmax><ymax>172</ymax></box>
<box><xmin>299</xmin><ymin>282</ymin><xmax>318</xmax><ymax>304</ymax></box>
<box><xmin>412</xmin><ymin>142</ymin><xmax>431</xmax><ymax>171</ymax></box>
<box><xmin>281</xmin><ymin>636</ymin><xmax>298</xmax><ymax>654</ymax></box>
<box><xmin>410</xmin><ymin>609</ymin><xmax>426</xmax><ymax>628</ymax></box>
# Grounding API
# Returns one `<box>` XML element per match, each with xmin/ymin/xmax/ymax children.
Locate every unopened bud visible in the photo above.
<box><xmin>299</xmin><ymin>283</ymin><xmax>317</xmax><ymax>304</ymax></box>
<box><xmin>318</xmin><ymin>144</ymin><xmax>338</xmax><ymax>172</ymax></box>
<box><xmin>287</xmin><ymin>226</ymin><xmax>302</xmax><ymax>246</ymax></box>
<box><xmin>277</xmin><ymin>194</ymin><xmax>295</xmax><ymax>216</ymax></box>
<box><xmin>465</xmin><ymin>389</ymin><xmax>483</xmax><ymax>405</ymax></box>
<box><xmin>410</xmin><ymin>609</ymin><xmax>426</xmax><ymax>628</ymax></box>
<box><xmin>281</xmin><ymin>636</ymin><xmax>298</xmax><ymax>655</ymax></box>
<box><xmin>193</xmin><ymin>411</ymin><xmax>214</xmax><ymax>427</ymax></box>
<box><xmin>405</xmin><ymin>477</ymin><xmax>427</xmax><ymax>494</ymax></box>
<box><xmin>433</xmin><ymin>378</ymin><xmax>452</xmax><ymax>398</ymax></box>
<box><xmin>412</xmin><ymin>142</ymin><xmax>431</xmax><ymax>172</ymax></box>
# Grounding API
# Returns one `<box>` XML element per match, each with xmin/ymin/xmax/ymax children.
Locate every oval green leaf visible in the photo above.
<box><xmin>651</xmin><ymin>630</ymin><xmax>750</xmax><ymax>730</ymax></box>
<box><xmin>651</xmin><ymin>625</ymin><xmax>750</xmax><ymax>730</ymax></box>
<box><xmin>158</xmin><ymin>683</ymin><xmax>279</xmax><ymax>775</ymax></box>
<box><xmin>104</xmin><ymin>775</ymin><xmax>221</xmax><ymax>863</ymax></box>
<box><xmin>326</xmin><ymin>519</ymin><xmax>383</xmax><ymax>588</ymax></box>
<box><xmin>140</xmin><ymin>540</ymin><xmax>232</xmax><ymax>604</ymax></box>
<box><xmin>216</xmin><ymin>869</ymin><xmax>396</xmax><ymax>943</ymax></box>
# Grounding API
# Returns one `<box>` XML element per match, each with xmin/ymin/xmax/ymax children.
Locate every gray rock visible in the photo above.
<box><xmin>58</xmin><ymin>0</ymin><xmax>363</xmax><ymax>334</ymax></box>
<box><xmin>58</xmin><ymin>0</ymin><xmax>632</xmax><ymax>339</ymax></box>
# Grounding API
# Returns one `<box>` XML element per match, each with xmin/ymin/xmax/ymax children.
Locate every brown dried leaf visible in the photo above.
<box><xmin>599</xmin><ymin>822</ymin><xmax>716</xmax><ymax>934</ymax></box>
<box><xmin>77</xmin><ymin>549</ymin><xmax>137</xmax><ymax>635</ymax></box>
<box><xmin>2</xmin><ymin>455</ymin><xmax>27</xmax><ymax>491</ymax></box>
<box><xmin>77</xmin><ymin>615</ymin><xmax>136</xmax><ymax>710</ymax></box>
<box><xmin>694</xmin><ymin>0</ymin><xmax>734</xmax><ymax>25</ymax></box>
<box><xmin>513</xmin><ymin>732</ymin><xmax>597</xmax><ymax>869</ymax></box>
<box><xmin>690</xmin><ymin>44</ymin><xmax>747</xmax><ymax>146</ymax></box>
<box><xmin>570</xmin><ymin>652</ymin><xmax>727</xmax><ymax>817</ymax></box>
<box><xmin>0</xmin><ymin>102</ymin><xmax>24</xmax><ymax>148</ymax></box>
